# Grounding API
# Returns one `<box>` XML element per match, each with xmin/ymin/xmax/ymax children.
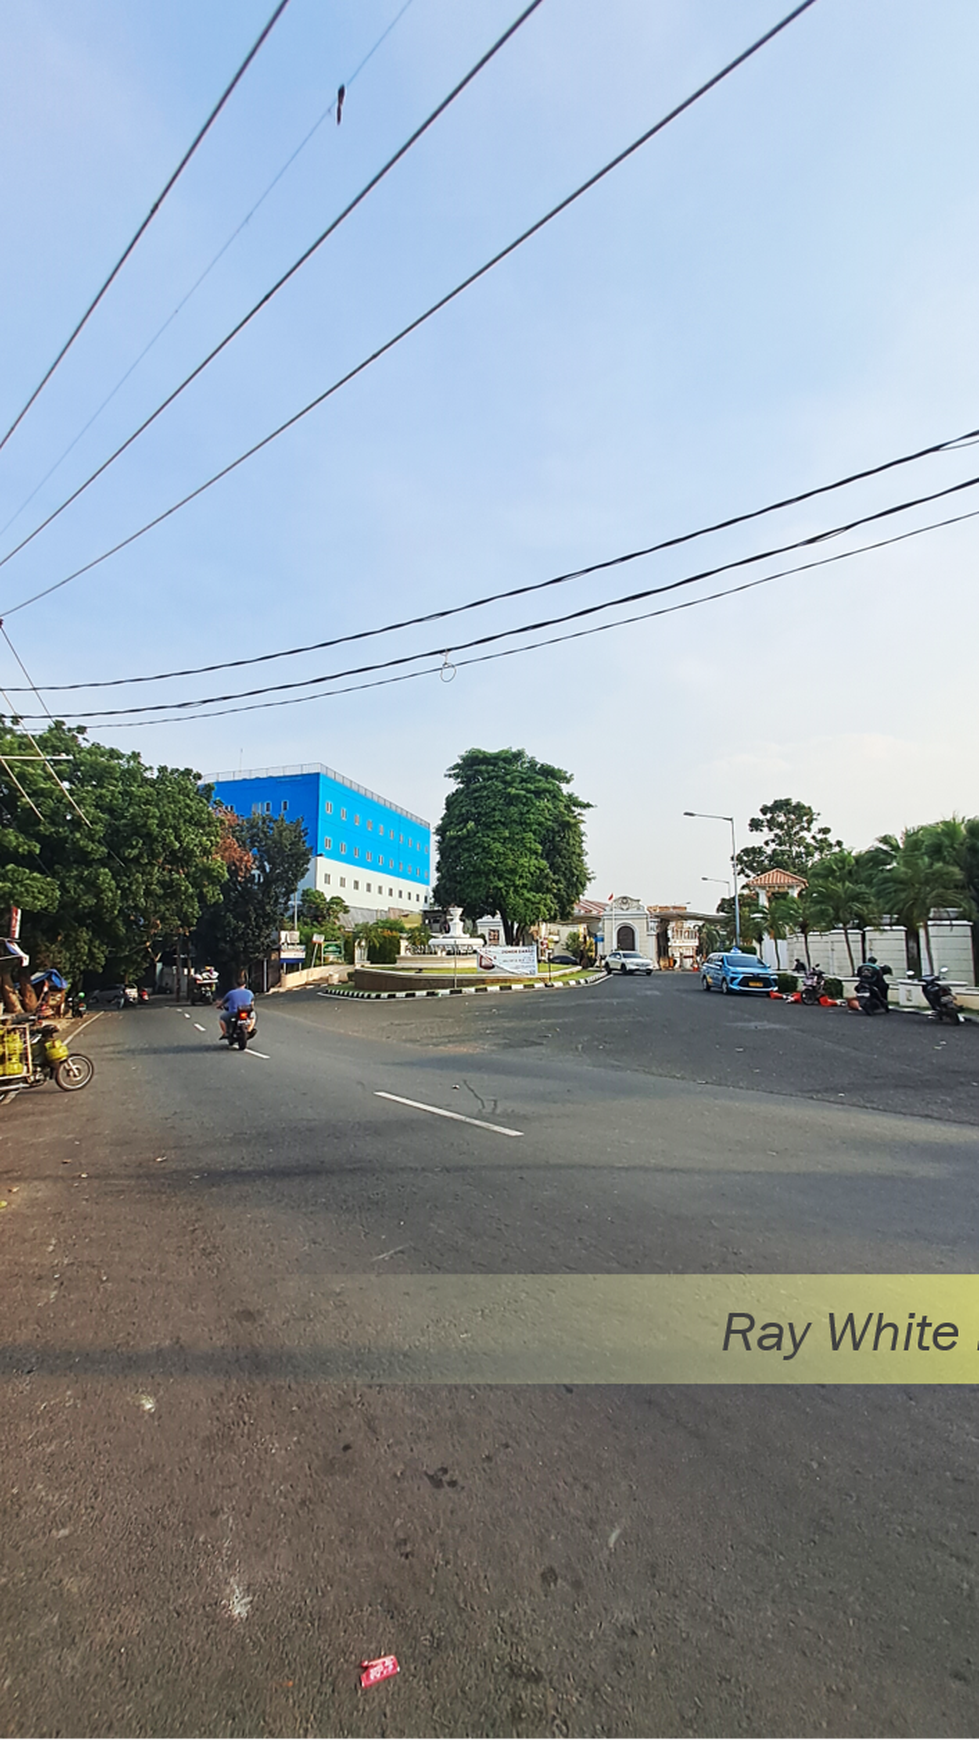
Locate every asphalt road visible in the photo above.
<box><xmin>2</xmin><ymin>976</ymin><xmax>978</xmax><ymax>1737</ymax></box>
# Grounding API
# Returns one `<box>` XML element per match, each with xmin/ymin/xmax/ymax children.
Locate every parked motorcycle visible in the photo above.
<box><xmin>0</xmin><ymin>1020</ymin><xmax>95</xmax><ymax>1101</ymax></box>
<box><xmin>800</xmin><ymin>965</ymin><xmax>826</xmax><ymax>1005</ymax></box>
<box><xmin>922</xmin><ymin>972</ymin><xmax>963</xmax><ymax>1024</ymax></box>
<box><xmin>855</xmin><ymin>961</ymin><xmax>891</xmax><ymax>1015</ymax></box>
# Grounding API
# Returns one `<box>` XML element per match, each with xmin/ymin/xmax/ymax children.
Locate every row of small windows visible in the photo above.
<box><xmin>323</xmin><ymin>800</ymin><xmax>426</xmax><ymax>851</ymax></box>
<box><xmin>324</xmin><ymin>873</ymin><xmax>424</xmax><ymax>903</ymax></box>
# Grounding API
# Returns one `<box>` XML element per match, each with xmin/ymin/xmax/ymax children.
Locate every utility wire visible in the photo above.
<box><xmin>0</xmin><ymin>0</ymin><xmax>417</xmax><ymax>543</ymax></box>
<box><xmin>90</xmin><ymin>501</ymin><xmax>979</xmax><ymax>729</ymax></box>
<box><xmin>0</xmin><ymin>0</ymin><xmax>818</xmax><ymax>616</ymax></box>
<box><xmin>26</xmin><ymin>468</ymin><xmax>979</xmax><ymax>722</ymax></box>
<box><xmin>0</xmin><ymin>0</ymin><xmax>293</xmax><ymax>458</ymax></box>
<box><xmin>0</xmin><ymin>0</ymin><xmax>546</xmax><ymax>577</ymax></box>
<box><xmin>7</xmin><ymin>420</ymin><xmax>976</xmax><ymax>693</ymax></box>
<box><xmin>0</xmin><ymin>624</ymin><xmax>92</xmax><ymax>824</ymax></box>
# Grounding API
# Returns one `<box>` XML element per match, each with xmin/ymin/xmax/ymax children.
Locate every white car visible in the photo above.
<box><xmin>604</xmin><ymin>950</ymin><xmax>655</xmax><ymax>976</ymax></box>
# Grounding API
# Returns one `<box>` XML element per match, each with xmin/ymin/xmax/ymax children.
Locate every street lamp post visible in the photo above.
<box><xmin>685</xmin><ymin>811</ymin><xmax>741</xmax><ymax>948</ymax></box>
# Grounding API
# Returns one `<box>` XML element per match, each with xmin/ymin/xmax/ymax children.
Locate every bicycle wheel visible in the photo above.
<box><xmin>55</xmin><ymin>1054</ymin><xmax>94</xmax><ymax>1091</ymax></box>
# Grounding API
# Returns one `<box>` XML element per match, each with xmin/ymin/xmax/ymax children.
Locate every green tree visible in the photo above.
<box><xmin>193</xmin><ymin>810</ymin><xmax>310</xmax><ymax>981</ymax></box>
<box><xmin>354</xmin><ymin>918</ymin><xmax>407</xmax><ymax>964</ymax></box>
<box><xmin>761</xmin><ymin>891</ymin><xmax>797</xmax><ymax>963</ymax></box>
<box><xmin>434</xmin><ymin>748</ymin><xmax>590</xmax><ymax>945</ymax></box>
<box><xmin>807</xmin><ymin>850</ymin><xmax>880</xmax><ymax>974</ymax></box>
<box><xmin>714</xmin><ymin>893</ymin><xmax>767</xmax><ymax>951</ymax></box>
<box><xmin>0</xmin><ymin>719</ymin><xmax>225</xmax><ymax>987</ymax></box>
<box><xmin>737</xmin><ymin>798</ymin><xmax>842</xmax><ymax>880</ymax></box>
<box><xmin>874</xmin><ymin>829</ymin><xmax>967</xmax><ymax>976</ymax></box>
<box><xmin>298</xmin><ymin>888</ymin><xmax>329</xmax><ymax>927</ymax></box>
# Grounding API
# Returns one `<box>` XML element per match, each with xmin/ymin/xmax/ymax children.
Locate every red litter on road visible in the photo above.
<box><xmin>360</xmin><ymin>1656</ymin><xmax>399</xmax><ymax>1689</ymax></box>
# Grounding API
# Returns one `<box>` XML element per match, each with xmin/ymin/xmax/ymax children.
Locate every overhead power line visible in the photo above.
<box><xmin>0</xmin><ymin>0</ymin><xmax>293</xmax><ymax>458</ymax></box>
<box><xmin>21</xmin><ymin>468</ymin><xmax>978</xmax><ymax>722</ymax></box>
<box><xmin>76</xmin><ymin>501</ymin><xmax>979</xmax><ymax>730</ymax></box>
<box><xmin>0</xmin><ymin>0</ymin><xmax>417</xmax><ymax>543</ymax></box>
<box><xmin>0</xmin><ymin>0</ymin><xmax>819</xmax><ymax>617</ymax></box>
<box><xmin>0</xmin><ymin>0</ymin><xmax>547</xmax><ymax>577</ymax></box>
<box><xmin>6</xmin><ymin>420</ymin><xmax>975</xmax><ymax>694</ymax></box>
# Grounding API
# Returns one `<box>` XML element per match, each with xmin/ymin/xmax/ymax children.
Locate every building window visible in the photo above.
<box><xmin>353</xmin><ymin>847</ymin><xmax>359</xmax><ymax>859</ymax></box>
<box><xmin>265</xmin><ymin>802</ymin><xmax>272</xmax><ymax>813</ymax></box>
<box><xmin>281</xmin><ymin>800</ymin><xmax>288</xmax><ymax>812</ymax></box>
<box><xmin>367</xmin><ymin>819</ymin><xmax>372</xmax><ymax>831</ymax></box>
<box><xmin>353</xmin><ymin>880</ymin><xmax>359</xmax><ymax>891</ymax></box>
<box><xmin>340</xmin><ymin>808</ymin><xmax>347</xmax><ymax>820</ymax></box>
<box><xmin>399</xmin><ymin>862</ymin><xmax>403</xmax><ymax>872</ymax></box>
<box><xmin>325</xmin><ymin>801</ymin><xmax>333</xmax><ymax>814</ymax></box>
<box><xmin>324</xmin><ymin>874</ymin><xmax>331</xmax><ymax>885</ymax></box>
<box><xmin>366</xmin><ymin>852</ymin><xmax>372</xmax><ymax>863</ymax></box>
<box><xmin>324</xmin><ymin>836</ymin><xmax>332</xmax><ymax>850</ymax></box>
<box><xmin>366</xmin><ymin>882</ymin><xmax>371</xmax><ymax>893</ymax></box>
<box><xmin>340</xmin><ymin>843</ymin><xmax>347</xmax><ymax>855</ymax></box>
<box><xmin>354</xmin><ymin>814</ymin><xmax>360</xmax><ymax>826</ymax></box>
<box><xmin>399</xmin><ymin>834</ymin><xmax>403</xmax><ymax>844</ymax></box>
<box><xmin>340</xmin><ymin>877</ymin><xmax>346</xmax><ymax>888</ymax></box>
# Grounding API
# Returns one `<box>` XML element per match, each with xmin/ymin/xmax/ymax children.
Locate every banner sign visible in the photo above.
<box><xmin>477</xmin><ymin>944</ymin><xmax>538</xmax><ymax>975</ymax></box>
<box><xmin>280</xmin><ymin>929</ymin><xmax>300</xmax><ymax>947</ymax></box>
<box><xmin>9</xmin><ymin>906</ymin><xmax>21</xmax><ymax>941</ymax></box>
<box><xmin>280</xmin><ymin>946</ymin><xmax>305</xmax><ymax>962</ymax></box>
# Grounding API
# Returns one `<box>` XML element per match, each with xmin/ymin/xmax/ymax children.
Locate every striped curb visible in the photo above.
<box><xmin>316</xmin><ymin>974</ymin><xmax>606</xmax><ymax>1002</ymax></box>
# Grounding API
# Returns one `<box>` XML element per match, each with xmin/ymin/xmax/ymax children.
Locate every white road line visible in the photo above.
<box><xmin>193</xmin><ymin>1022</ymin><xmax>206</xmax><ymax>1032</ymax></box>
<box><xmin>183</xmin><ymin>1012</ymin><xmax>191</xmax><ymax>1019</ymax></box>
<box><xmin>246</xmin><ymin>1049</ymin><xmax>270</xmax><ymax>1059</ymax></box>
<box><xmin>374</xmin><ymin>1090</ymin><xmax>523</xmax><ymax>1138</ymax></box>
<box><xmin>73</xmin><ymin>1011</ymin><xmax>103</xmax><ymax>1037</ymax></box>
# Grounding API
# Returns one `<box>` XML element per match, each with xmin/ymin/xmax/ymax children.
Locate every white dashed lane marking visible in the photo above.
<box><xmin>374</xmin><ymin>1090</ymin><xmax>522</xmax><ymax>1138</ymax></box>
<box><xmin>193</xmin><ymin>1023</ymin><xmax>206</xmax><ymax>1032</ymax></box>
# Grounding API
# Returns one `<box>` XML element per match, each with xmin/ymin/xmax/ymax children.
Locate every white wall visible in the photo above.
<box><xmin>301</xmin><ymin>853</ymin><xmax>429</xmax><ymax>916</ymax></box>
<box><xmin>773</xmin><ymin>922</ymin><xmax>974</xmax><ymax>984</ymax></box>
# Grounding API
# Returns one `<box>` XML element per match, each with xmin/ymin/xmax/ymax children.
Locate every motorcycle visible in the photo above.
<box><xmin>0</xmin><ymin>1020</ymin><xmax>95</xmax><ymax>1101</ymax></box>
<box><xmin>800</xmin><ymin>965</ymin><xmax>826</xmax><ymax>1005</ymax></box>
<box><xmin>222</xmin><ymin>1008</ymin><xmax>255</xmax><ymax>1051</ymax></box>
<box><xmin>922</xmin><ymin>972</ymin><xmax>963</xmax><ymax>1024</ymax></box>
<box><xmin>191</xmin><ymin>967</ymin><xmax>219</xmax><ymax>1007</ymax></box>
<box><xmin>855</xmin><ymin>962</ymin><xmax>891</xmax><ymax>1016</ymax></box>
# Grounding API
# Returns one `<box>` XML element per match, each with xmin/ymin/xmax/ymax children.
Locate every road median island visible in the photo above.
<box><xmin>319</xmin><ymin>967</ymin><xmax>605</xmax><ymax>1000</ymax></box>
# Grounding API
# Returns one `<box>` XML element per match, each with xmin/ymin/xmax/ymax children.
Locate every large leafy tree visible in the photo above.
<box><xmin>192</xmin><ymin>810</ymin><xmax>311</xmax><ymax>980</ymax></box>
<box><xmin>737</xmin><ymin>798</ymin><xmax>842</xmax><ymax>880</ymax></box>
<box><xmin>0</xmin><ymin>719</ymin><xmax>225</xmax><ymax>985</ymax></box>
<box><xmin>434</xmin><ymin>748</ymin><xmax>590</xmax><ymax>945</ymax></box>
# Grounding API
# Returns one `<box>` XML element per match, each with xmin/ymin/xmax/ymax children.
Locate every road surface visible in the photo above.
<box><xmin>1</xmin><ymin>976</ymin><xmax>977</xmax><ymax>1736</ymax></box>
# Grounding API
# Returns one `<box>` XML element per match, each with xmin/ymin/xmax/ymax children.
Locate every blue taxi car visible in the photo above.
<box><xmin>701</xmin><ymin>950</ymin><xmax>777</xmax><ymax>995</ymax></box>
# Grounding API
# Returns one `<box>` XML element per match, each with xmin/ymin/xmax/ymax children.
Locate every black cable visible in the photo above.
<box><xmin>0</xmin><ymin>0</ymin><xmax>418</xmax><ymax>543</ymax></box>
<box><xmin>0</xmin><ymin>0</ymin><xmax>293</xmax><ymax>457</ymax></box>
<box><xmin>6</xmin><ymin>421</ymin><xmax>975</xmax><ymax>693</ymax></box>
<box><xmin>0</xmin><ymin>0</ymin><xmax>818</xmax><ymax>616</ymax></box>
<box><xmin>0</xmin><ymin>0</ymin><xmax>547</xmax><ymax>576</ymax></box>
<box><xmin>80</xmin><ymin>501</ymin><xmax>979</xmax><ymax>729</ymax></box>
<box><xmin>22</xmin><ymin>467</ymin><xmax>978</xmax><ymax>721</ymax></box>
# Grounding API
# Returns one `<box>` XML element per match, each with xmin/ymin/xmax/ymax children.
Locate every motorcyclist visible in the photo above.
<box><xmin>857</xmin><ymin>956</ymin><xmax>892</xmax><ymax>1011</ymax></box>
<box><xmin>218</xmin><ymin>971</ymin><xmax>256</xmax><ymax>1040</ymax></box>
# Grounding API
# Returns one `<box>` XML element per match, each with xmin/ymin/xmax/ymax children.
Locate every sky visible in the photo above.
<box><xmin>1</xmin><ymin>0</ymin><xmax>977</xmax><ymax>907</ymax></box>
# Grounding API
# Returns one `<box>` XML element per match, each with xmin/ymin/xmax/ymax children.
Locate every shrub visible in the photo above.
<box><xmin>824</xmin><ymin>976</ymin><xmax>844</xmax><ymax>999</ymax></box>
<box><xmin>776</xmin><ymin>973</ymin><xmax>798</xmax><ymax>994</ymax></box>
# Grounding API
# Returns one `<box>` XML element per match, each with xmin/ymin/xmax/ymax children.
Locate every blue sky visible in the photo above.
<box><xmin>1</xmin><ymin>0</ymin><xmax>977</xmax><ymax>904</ymax></box>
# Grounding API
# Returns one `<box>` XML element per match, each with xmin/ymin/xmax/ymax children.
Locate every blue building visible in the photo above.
<box><xmin>209</xmin><ymin>763</ymin><xmax>432</xmax><ymax>922</ymax></box>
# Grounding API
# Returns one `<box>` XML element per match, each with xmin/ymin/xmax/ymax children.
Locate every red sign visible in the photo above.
<box><xmin>9</xmin><ymin>906</ymin><xmax>20</xmax><ymax>941</ymax></box>
<box><xmin>360</xmin><ymin>1656</ymin><xmax>399</xmax><ymax>1689</ymax></box>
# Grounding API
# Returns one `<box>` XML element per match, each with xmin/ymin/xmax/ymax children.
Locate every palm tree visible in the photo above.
<box><xmin>760</xmin><ymin>892</ymin><xmax>796</xmax><ymax>969</ymax></box>
<box><xmin>876</xmin><ymin>829</ymin><xmax>967</xmax><ymax>976</ymax></box>
<box><xmin>807</xmin><ymin>851</ymin><xmax>879</xmax><ymax>975</ymax></box>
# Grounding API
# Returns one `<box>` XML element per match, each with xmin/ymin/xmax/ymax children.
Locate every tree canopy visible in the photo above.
<box><xmin>737</xmin><ymin>798</ymin><xmax>842</xmax><ymax>880</ymax></box>
<box><xmin>0</xmin><ymin>719</ymin><xmax>225</xmax><ymax>982</ymax></box>
<box><xmin>192</xmin><ymin>810</ymin><xmax>311</xmax><ymax>980</ymax></box>
<box><xmin>433</xmin><ymin>747</ymin><xmax>590</xmax><ymax>945</ymax></box>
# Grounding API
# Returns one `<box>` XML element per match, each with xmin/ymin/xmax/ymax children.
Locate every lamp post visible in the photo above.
<box><xmin>685</xmin><ymin>812</ymin><xmax>741</xmax><ymax>948</ymax></box>
<box><xmin>701</xmin><ymin>875</ymin><xmax>732</xmax><ymax>899</ymax></box>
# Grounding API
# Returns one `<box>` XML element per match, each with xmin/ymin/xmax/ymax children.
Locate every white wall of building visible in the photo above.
<box><xmin>301</xmin><ymin>852</ymin><xmax>430</xmax><ymax>918</ymax></box>
<box><xmin>773</xmin><ymin>922</ymin><xmax>974</xmax><ymax>983</ymax></box>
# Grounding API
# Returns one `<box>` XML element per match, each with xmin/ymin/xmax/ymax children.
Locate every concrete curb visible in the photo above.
<box><xmin>317</xmin><ymin>974</ymin><xmax>606</xmax><ymax>1003</ymax></box>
